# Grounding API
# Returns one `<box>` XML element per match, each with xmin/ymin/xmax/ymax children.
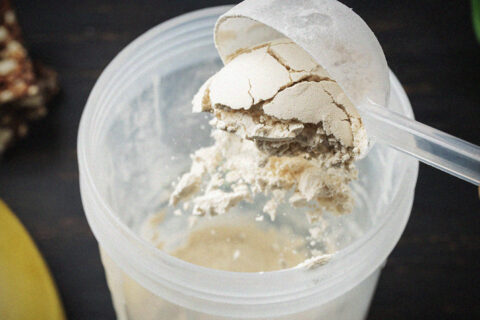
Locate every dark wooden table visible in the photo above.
<box><xmin>1</xmin><ymin>0</ymin><xmax>479</xmax><ymax>319</ymax></box>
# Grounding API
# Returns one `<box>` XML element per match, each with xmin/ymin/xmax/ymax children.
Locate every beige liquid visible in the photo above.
<box><xmin>140</xmin><ymin>212</ymin><xmax>309</xmax><ymax>272</ymax></box>
<box><xmin>170</xmin><ymin>222</ymin><xmax>308</xmax><ymax>272</ymax></box>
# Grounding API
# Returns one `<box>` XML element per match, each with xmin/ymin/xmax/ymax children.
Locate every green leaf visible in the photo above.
<box><xmin>473</xmin><ymin>0</ymin><xmax>480</xmax><ymax>43</ymax></box>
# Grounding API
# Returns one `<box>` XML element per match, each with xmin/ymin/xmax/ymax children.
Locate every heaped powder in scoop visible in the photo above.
<box><xmin>195</xmin><ymin>38</ymin><xmax>368</xmax><ymax>161</ymax></box>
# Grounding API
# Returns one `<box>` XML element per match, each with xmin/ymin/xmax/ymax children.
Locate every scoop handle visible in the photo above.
<box><xmin>358</xmin><ymin>103</ymin><xmax>480</xmax><ymax>186</ymax></box>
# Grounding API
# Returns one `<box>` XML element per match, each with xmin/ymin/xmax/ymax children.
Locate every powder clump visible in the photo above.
<box><xmin>170</xmin><ymin>38</ymin><xmax>366</xmax><ymax>220</ymax></box>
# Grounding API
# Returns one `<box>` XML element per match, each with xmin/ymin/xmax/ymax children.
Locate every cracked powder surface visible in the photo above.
<box><xmin>170</xmin><ymin>38</ymin><xmax>366</xmax><ymax>219</ymax></box>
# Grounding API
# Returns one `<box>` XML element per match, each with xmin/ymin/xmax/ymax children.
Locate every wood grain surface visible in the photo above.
<box><xmin>0</xmin><ymin>0</ymin><xmax>479</xmax><ymax>319</ymax></box>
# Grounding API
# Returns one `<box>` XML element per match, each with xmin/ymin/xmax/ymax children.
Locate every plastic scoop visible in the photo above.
<box><xmin>358</xmin><ymin>102</ymin><xmax>480</xmax><ymax>185</ymax></box>
<box><xmin>215</xmin><ymin>0</ymin><xmax>480</xmax><ymax>186</ymax></box>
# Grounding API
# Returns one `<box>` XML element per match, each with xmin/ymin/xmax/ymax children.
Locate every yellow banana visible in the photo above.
<box><xmin>0</xmin><ymin>199</ymin><xmax>66</xmax><ymax>320</ymax></box>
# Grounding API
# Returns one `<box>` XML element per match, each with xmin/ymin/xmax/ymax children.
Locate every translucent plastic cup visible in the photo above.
<box><xmin>78</xmin><ymin>6</ymin><xmax>418</xmax><ymax>320</ymax></box>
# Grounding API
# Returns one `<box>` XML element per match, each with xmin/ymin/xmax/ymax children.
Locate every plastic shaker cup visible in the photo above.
<box><xmin>78</xmin><ymin>4</ymin><xmax>418</xmax><ymax>320</ymax></box>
